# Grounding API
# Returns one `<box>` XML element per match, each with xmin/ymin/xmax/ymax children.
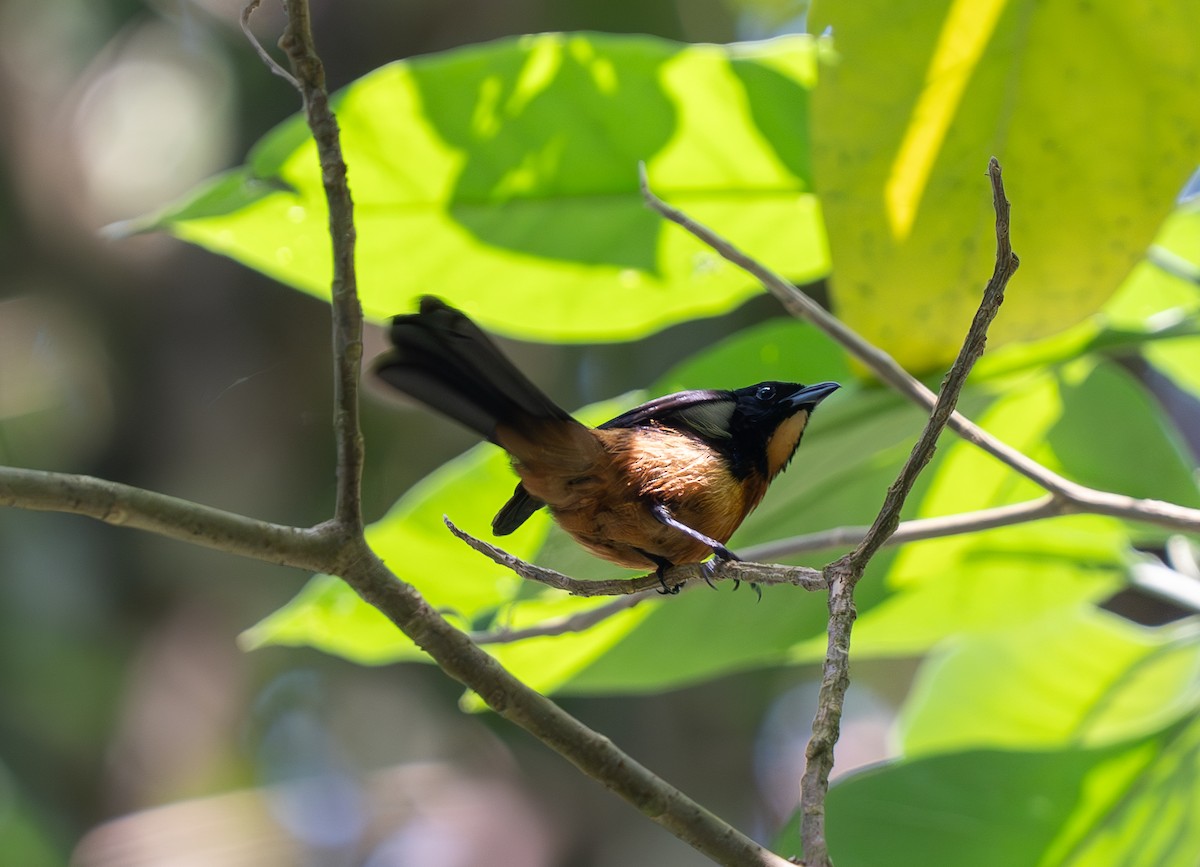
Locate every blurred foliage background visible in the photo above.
<box><xmin>1</xmin><ymin>3</ymin><xmax>838</xmax><ymax>866</ymax></box>
<box><xmin>2</xmin><ymin>0</ymin><xmax>1199</xmax><ymax>865</ymax></box>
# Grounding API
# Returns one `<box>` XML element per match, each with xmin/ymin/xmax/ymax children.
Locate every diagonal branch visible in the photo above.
<box><xmin>471</xmin><ymin>593</ymin><xmax>648</xmax><ymax>645</ymax></box>
<box><xmin>797</xmin><ymin>158</ymin><xmax>1014</xmax><ymax>867</ymax></box>
<box><xmin>342</xmin><ymin>551</ymin><xmax>795</xmax><ymax>866</ymax></box>
<box><xmin>638</xmin><ymin>164</ymin><xmax>1200</xmax><ymax>537</ymax></box>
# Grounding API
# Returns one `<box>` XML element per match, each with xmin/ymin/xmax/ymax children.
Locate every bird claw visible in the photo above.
<box><xmin>728</xmin><ymin>577</ymin><xmax>762</xmax><ymax>601</ymax></box>
<box><xmin>655</xmin><ymin>567</ymin><xmax>681</xmax><ymax>595</ymax></box>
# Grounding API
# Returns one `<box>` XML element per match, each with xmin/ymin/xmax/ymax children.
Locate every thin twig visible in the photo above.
<box><xmin>797</xmin><ymin>158</ymin><xmax>1015</xmax><ymax>867</ymax></box>
<box><xmin>273</xmin><ymin>0</ymin><xmax>365</xmax><ymax>531</ymax></box>
<box><xmin>740</xmin><ymin>495</ymin><xmax>1064</xmax><ymax>560</ymax></box>
<box><xmin>240</xmin><ymin>0</ymin><xmax>300</xmax><ymax>88</ymax></box>
<box><xmin>471</xmin><ymin>594</ymin><xmax>647</xmax><ymax>645</ymax></box>
<box><xmin>468</xmin><ymin>501</ymin><xmax>1066</xmax><ymax>643</ymax></box>
<box><xmin>445</xmin><ymin>517</ymin><xmax>827</xmax><ymax>595</ymax></box>
<box><xmin>637</xmin><ymin>164</ymin><xmax>1200</xmax><ymax>536</ymax></box>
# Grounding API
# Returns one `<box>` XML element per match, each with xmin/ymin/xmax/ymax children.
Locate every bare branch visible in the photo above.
<box><xmin>468</xmin><ymin>499</ymin><xmax>1066</xmax><ymax>643</ymax></box>
<box><xmin>471</xmin><ymin>594</ymin><xmax>646</xmax><ymax>644</ymax></box>
<box><xmin>0</xmin><ymin>468</ymin><xmax>791</xmax><ymax>865</ymax></box>
<box><xmin>341</xmin><ymin>550</ymin><xmax>795</xmax><ymax>866</ymax></box>
<box><xmin>740</xmin><ymin>496</ymin><xmax>1064</xmax><ymax>560</ymax></box>
<box><xmin>797</xmin><ymin>158</ymin><xmax>1015</xmax><ymax>867</ymax></box>
<box><xmin>271</xmin><ymin>0</ymin><xmax>365</xmax><ymax>531</ymax></box>
<box><xmin>0</xmin><ymin>466</ymin><xmax>331</xmax><ymax>570</ymax></box>
<box><xmin>445</xmin><ymin>517</ymin><xmax>827</xmax><ymax>595</ymax></box>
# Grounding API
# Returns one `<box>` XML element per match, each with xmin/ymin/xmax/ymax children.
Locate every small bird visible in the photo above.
<box><xmin>374</xmin><ymin>297</ymin><xmax>839</xmax><ymax>593</ymax></box>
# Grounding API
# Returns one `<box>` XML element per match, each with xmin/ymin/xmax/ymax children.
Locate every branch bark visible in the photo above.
<box><xmin>445</xmin><ymin>517</ymin><xmax>826</xmax><ymax>595</ymax></box>
<box><xmin>342</xmin><ymin>549</ymin><xmax>792</xmax><ymax>866</ymax></box>
<box><xmin>796</xmin><ymin>159</ymin><xmax>1015</xmax><ymax>866</ymax></box>
<box><xmin>272</xmin><ymin>0</ymin><xmax>365</xmax><ymax>531</ymax></box>
<box><xmin>0</xmin><ymin>467</ymin><xmax>331</xmax><ymax>570</ymax></box>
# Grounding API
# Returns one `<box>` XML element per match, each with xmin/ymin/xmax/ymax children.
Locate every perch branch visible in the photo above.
<box><xmin>445</xmin><ymin>517</ymin><xmax>826</xmax><ymax>595</ymax></box>
<box><xmin>0</xmin><ymin>470</ymin><xmax>789</xmax><ymax>867</ymax></box>
<box><xmin>341</xmin><ymin>551</ymin><xmax>795</xmax><ymax>866</ymax></box>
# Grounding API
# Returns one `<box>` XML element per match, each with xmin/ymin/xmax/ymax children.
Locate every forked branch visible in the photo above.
<box><xmin>638</xmin><ymin>164</ymin><xmax>1200</xmax><ymax>537</ymax></box>
<box><xmin>796</xmin><ymin>160</ymin><xmax>1015</xmax><ymax>867</ymax></box>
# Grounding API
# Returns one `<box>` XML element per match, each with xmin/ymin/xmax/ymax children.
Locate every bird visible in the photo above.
<box><xmin>373</xmin><ymin>297</ymin><xmax>839</xmax><ymax>594</ymax></box>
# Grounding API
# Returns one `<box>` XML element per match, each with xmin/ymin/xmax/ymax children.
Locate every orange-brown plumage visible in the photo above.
<box><xmin>374</xmin><ymin>297</ymin><xmax>838</xmax><ymax>589</ymax></box>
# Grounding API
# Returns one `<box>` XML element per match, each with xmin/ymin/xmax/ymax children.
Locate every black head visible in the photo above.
<box><xmin>724</xmin><ymin>380</ymin><xmax>840</xmax><ymax>479</ymax></box>
<box><xmin>597</xmin><ymin>379</ymin><xmax>839</xmax><ymax>479</ymax></box>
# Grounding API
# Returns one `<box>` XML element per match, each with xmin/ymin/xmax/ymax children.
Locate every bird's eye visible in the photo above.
<box><xmin>755</xmin><ymin>385</ymin><xmax>776</xmax><ymax>402</ymax></box>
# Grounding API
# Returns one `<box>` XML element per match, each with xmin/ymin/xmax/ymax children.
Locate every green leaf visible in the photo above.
<box><xmin>242</xmin><ymin>443</ymin><xmax>551</xmax><ymax>663</ymax></box>
<box><xmin>810</xmin><ymin>0</ymin><xmax>1200</xmax><ymax>373</ymax></box>
<box><xmin>145</xmin><ymin>33</ymin><xmax>827</xmax><ymax>341</ymax></box>
<box><xmin>797</xmin><ymin>602</ymin><xmax>1200</xmax><ymax>865</ymax></box>
<box><xmin>899</xmin><ymin>607</ymin><xmax>1200</xmax><ymax>756</ymax></box>
<box><xmin>1104</xmin><ymin>206</ymin><xmax>1200</xmax><ymax>398</ymax></box>
<box><xmin>777</xmin><ymin>719</ymin><xmax>1200</xmax><ymax>867</ymax></box>
<box><xmin>0</xmin><ymin>763</ymin><xmax>63</xmax><ymax>867</ymax></box>
<box><xmin>247</xmin><ymin>319</ymin><xmax>1198</xmax><ymax>692</ymax></box>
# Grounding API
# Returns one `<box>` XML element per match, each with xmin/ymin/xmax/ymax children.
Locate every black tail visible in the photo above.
<box><xmin>373</xmin><ymin>296</ymin><xmax>574</xmax><ymax>444</ymax></box>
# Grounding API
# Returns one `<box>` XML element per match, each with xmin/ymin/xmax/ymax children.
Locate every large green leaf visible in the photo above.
<box><xmin>771</xmin><ymin>607</ymin><xmax>1200</xmax><ymax>866</ymax></box>
<box><xmin>773</xmin><ymin>718</ymin><xmax>1200</xmax><ymax>866</ymax></box>
<box><xmin>241</xmin><ymin>442</ymin><xmax>551</xmax><ymax>663</ymax></box>
<box><xmin>1104</xmin><ymin>205</ymin><xmax>1200</xmax><ymax>398</ymax></box>
<box><xmin>141</xmin><ymin>33</ymin><xmax>827</xmax><ymax>341</ymax></box>
<box><xmin>245</xmin><ymin>320</ymin><xmax>1198</xmax><ymax>693</ymax></box>
<box><xmin>810</xmin><ymin>0</ymin><xmax>1200</xmax><ymax>373</ymax></box>
<box><xmin>899</xmin><ymin>607</ymin><xmax>1200</xmax><ymax>756</ymax></box>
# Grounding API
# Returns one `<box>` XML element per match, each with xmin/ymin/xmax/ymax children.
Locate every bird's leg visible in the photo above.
<box><xmin>649</xmin><ymin>504</ymin><xmax>741</xmax><ymax>592</ymax></box>
<box><xmin>648</xmin><ymin>503</ymin><xmax>739</xmax><ymax>560</ymax></box>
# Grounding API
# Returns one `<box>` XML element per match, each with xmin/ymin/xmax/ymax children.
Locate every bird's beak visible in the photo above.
<box><xmin>784</xmin><ymin>381</ymin><xmax>841</xmax><ymax>410</ymax></box>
